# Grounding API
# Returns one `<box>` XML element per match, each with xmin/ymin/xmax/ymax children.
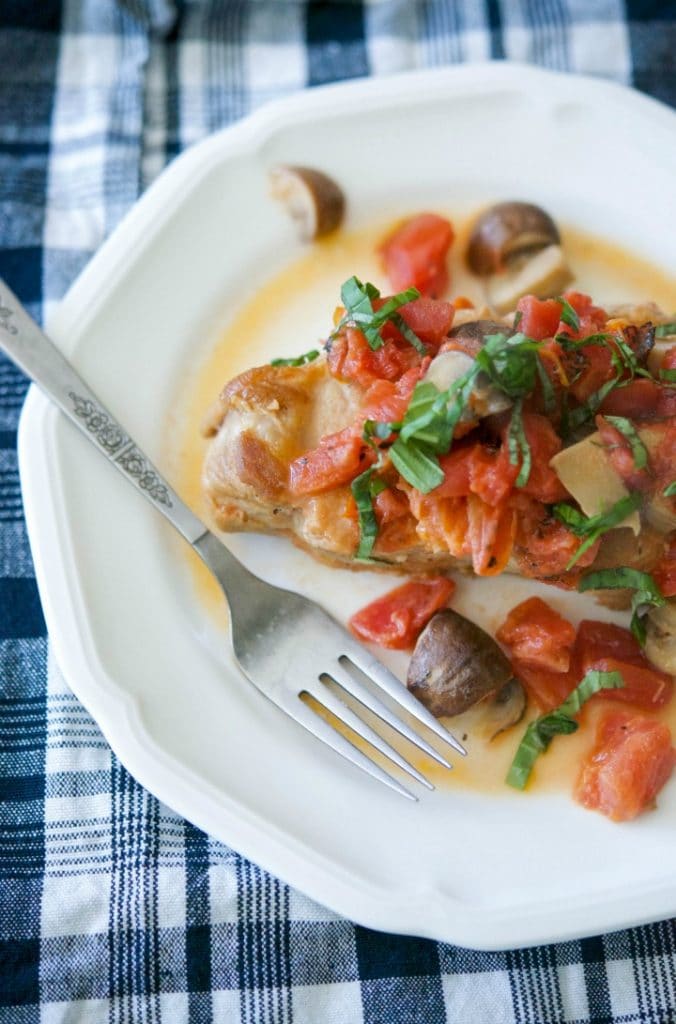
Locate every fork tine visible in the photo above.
<box><xmin>308</xmin><ymin>678</ymin><xmax>433</xmax><ymax>790</ymax></box>
<box><xmin>342</xmin><ymin>648</ymin><xmax>467</xmax><ymax>756</ymax></box>
<box><xmin>282</xmin><ymin>694</ymin><xmax>417</xmax><ymax>800</ymax></box>
<box><xmin>327</xmin><ymin>661</ymin><xmax>453</xmax><ymax>769</ymax></box>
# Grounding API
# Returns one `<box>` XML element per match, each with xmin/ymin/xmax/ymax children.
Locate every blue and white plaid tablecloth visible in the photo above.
<box><xmin>2</xmin><ymin>2</ymin><xmax>676</xmax><ymax>1021</ymax></box>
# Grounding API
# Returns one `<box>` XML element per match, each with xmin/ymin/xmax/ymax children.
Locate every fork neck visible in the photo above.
<box><xmin>192</xmin><ymin>529</ymin><xmax>259</xmax><ymax>599</ymax></box>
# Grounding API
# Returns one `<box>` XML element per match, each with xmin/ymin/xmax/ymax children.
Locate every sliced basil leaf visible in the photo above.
<box><xmin>664</xmin><ymin>481</ymin><xmax>676</xmax><ymax>497</ymax></box>
<box><xmin>335</xmin><ymin>277</ymin><xmax>424</xmax><ymax>354</ymax></box>
<box><xmin>655</xmin><ymin>322</ymin><xmax>676</xmax><ymax>338</ymax></box>
<box><xmin>552</xmin><ymin>493</ymin><xmax>643</xmax><ymax>569</ymax></box>
<box><xmin>536</xmin><ymin>355</ymin><xmax>557</xmax><ymax>415</ymax></box>
<box><xmin>389</xmin><ymin>436</ymin><xmax>444</xmax><ymax>493</ymax></box>
<box><xmin>508</xmin><ymin>398</ymin><xmax>532</xmax><ymax>487</ymax></box>
<box><xmin>351</xmin><ymin>465</ymin><xmax>380</xmax><ymax>560</ymax></box>
<box><xmin>477</xmin><ymin>332</ymin><xmax>539</xmax><ymax>397</ymax></box>
<box><xmin>270</xmin><ymin>348</ymin><xmax>320</xmax><ymax>367</ymax></box>
<box><xmin>557</xmin><ymin>296</ymin><xmax>580</xmax><ymax>333</ymax></box>
<box><xmin>566</xmin><ymin>377</ymin><xmax>619</xmax><ymax>432</ymax></box>
<box><xmin>506</xmin><ymin>669</ymin><xmax>624</xmax><ymax>790</ymax></box>
<box><xmin>578</xmin><ymin>568</ymin><xmax>665</xmax><ymax>646</ymax></box>
<box><xmin>602</xmin><ymin>415</ymin><xmax>648</xmax><ymax>470</ymax></box>
<box><xmin>659</xmin><ymin>368</ymin><xmax>676</xmax><ymax>383</ymax></box>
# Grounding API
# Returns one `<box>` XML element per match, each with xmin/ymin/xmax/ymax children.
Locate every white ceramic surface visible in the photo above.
<box><xmin>18</xmin><ymin>64</ymin><xmax>676</xmax><ymax>950</ymax></box>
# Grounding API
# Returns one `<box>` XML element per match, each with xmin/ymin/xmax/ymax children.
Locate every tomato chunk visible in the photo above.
<box><xmin>654</xmin><ymin>533</ymin><xmax>676</xmax><ymax>598</ymax></box>
<box><xmin>599</xmin><ymin>379</ymin><xmax>676</xmax><ymax>421</ymax></box>
<box><xmin>380</xmin><ymin>214</ymin><xmax>454</xmax><ymax>298</ymax></box>
<box><xmin>513</xmin><ymin>497</ymin><xmax>600</xmax><ymax>580</ymax></box>
<box><xmin>574</xmin><ymin>620</ymin><xmax>643</xmax><ymax>665</ymax></box>
<box><xmin>516</xmin><ymin>296</ymin><xmax>562</xmax><ymax>341</ymax></box>
<box><xmin>380</xmin><ymin>296</ymin><xmax>454</xmax><ymax>350</ymax></box>
<box><xmin>327</xmin><ymin>326</ymin><xmax>420</xmax><ymax>386</ymax></box>
<box><xmin>560</xmin><ymin>291</ymin><xmax>608</xmax><ymax>336</ymax></box>
<box><xmin>575</xmin><ymin>711</ymin><xmax>675</xmax><ymax>821</ymax></box>
<box><xmin>506</xmin><ymin>413</ymin><xmax>568</xmax><ymax>503</ymax></box>
<box><xmin>595</xmin><ymin>414</ymin><xmax>651</xmax><ymax>491</ymax></box>
<box><xmin>288</xmin><ymin>428</ymin><xmax>370</xmax><ymax>496</ymax></box>
<box><xmin>497</xmin><ymin>597</ymin><xmax>576</xmax><ymax>673</ymax></box>
<box><xmin>586</xmin><ymin>657</ymin><xmax>673</xmax><ymax>710</ymax></box>
<box><xmin>574</xmin><ymin>620</ymin><xmax>674</xmax><ymax>710</ymax></box>
<box><xmin>359</xmin><ymin>364</ymin><xmax>425</xmax><ymax>424</ymax></box>
<box><xmin>348</xmin><ymin>577</ymin><xmax>455</xmax><ymax>650</ymax></box>
<box><xmin>510</xmin><ymin>661</ymin><xmax>578</xmax><ymax>713</ymax></box>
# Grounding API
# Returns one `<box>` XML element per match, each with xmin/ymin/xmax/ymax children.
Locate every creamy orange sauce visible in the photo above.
<box><xmin>170</xmin><ymin>213</ymin><xmax>676</xmax><ymax>798</ymax></box>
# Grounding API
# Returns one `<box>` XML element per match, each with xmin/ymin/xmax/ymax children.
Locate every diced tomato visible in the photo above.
<box><xmin>574</xmin><ymin>620</ymin><xmax>643</xmax><ymax>665</ymax></box>
<box><xmin>505</xmin><ymin>413</ymin><xmax>568</xmax><ymax>503</ymax></box>
<box><xmin>513</xmin><ymin>497</ymin><xmax>600</xmax><ymax>580</ymax></box>
<box><xmin>567</xmin><ymin>342</ymin><xmax>615</xmax><ymax>404</ymax></box>
<box><xmin>359</xmin><ymin>364</ymin><xmax>426</xmax><ymax>423</ymax></box>
<box><xmin>496</xmin><ymin>597</ymin><xmax>576</xmax><ymax>673</ymax></box>
<box><xmin>654</xmin><ymin>533</ymin><xmax>676</xmax><ymax>598</ymax></box>
<box><xmin>373</xmin><ymin>486</ymin><xmax>410</xmax><ymax>525</ymax></box>
<box><xmin>433</xmin><ymin>440</ymin><xmax>518</xmax><ymax>504</ymax></box>
<box><xmin>574</xmin><ymin>620</ymin><xmax>674</xmax><ymax>710</ymax></box>
<box><xmin>380</xmin><ymin>214</ymin><xmax>454</xmax><ymax>298</ymax></box>
<box><xmin>288</xmin><ymin>428</ymin><xmax>371</xmax><ymax>496</ymax></box>
<box><xmin>469</xmin><ymin>442</ymin><xmax>519</xmax><ymax>505</ymax></box>
<box><xmin>574</xmin><ymin>711</ymin><xmax>675</xmax><ymax>821</ymax></box>
<box><xmin>359</xmin><ymin>379</ymin><xmax>406</xmax><ymax>425</ymax></box>
<box><xmin>380</xmin><ymin>296</ymin><xmax>454</xmax><ymax>350</ymax></box>
<box><xmin>348</xmin><ymin>577</ymin><xmax>455</xmax><ymax>650</ymax></box>
<box><xmin>433</xmin><ymin>444</ymin><xmax>475</xmax><ymax>498</ymax></box>
<box><xmin>327</xmin><ymin>326</ymin><xmax>420</xmax><ymax>386</ymax></box>
<box><xmin>588</xmin><ymin>658</ymin><xmax>674</xmax><ymax>710</ymax></box>
<box><xmin>595</xmin><ymin>414</ymin><xmax>651</xmax><ymax>491</ymax></box>
<box><xmin>516</xmin><ymin>296</ymin><xmax>562</xmax><ymax>341</ymax></box>
<box><xmin>560</xmin><ymin>291</ymin><xmax>608</xmax><ymax>336</ymax></box>
<box><xmin>511</xmin><ymin>661</ymin><xmax>578</xmax><ymax>713</ymax></box>
<box><xmin>452</xmin><ymin>295</ymin><xmax>474</xmax><ymax>310</ymax></box>
<box><xmin>466</xmin><ymin>495</ymin><xmax>516</xmax><ymax>577</ymax></box>
<box><xmin>599</xmin><ymin>378</ymin><xmax>676</xmax><ymax>420</ymax></box>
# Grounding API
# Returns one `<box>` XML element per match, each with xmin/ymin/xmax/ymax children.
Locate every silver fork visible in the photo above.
<box><xmin>0</xmin><ymin>279</ymin><xmax>466</xmax><ymax>800</ymax></box>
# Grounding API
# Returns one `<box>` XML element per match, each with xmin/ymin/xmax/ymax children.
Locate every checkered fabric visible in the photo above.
<box><xmin>2</xmin><ymin>1</ymin><xmax>676</xmax><ymax>1021</ymax></box>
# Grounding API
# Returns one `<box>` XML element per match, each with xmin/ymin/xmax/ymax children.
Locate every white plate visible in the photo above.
<box><xmin>19</xmin><ymin>64</ymin><xmax>676</xmax><ymax>950</ymax></box>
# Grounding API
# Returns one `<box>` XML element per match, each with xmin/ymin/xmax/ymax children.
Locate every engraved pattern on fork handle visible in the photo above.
<box><xmin>67</xmin><ymin>392</ymin><xmax>174</xmax><ymax>508</ymax></box>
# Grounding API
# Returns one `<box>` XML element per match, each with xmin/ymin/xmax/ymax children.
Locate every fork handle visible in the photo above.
<box><xmin>0</xmin><ymin>277</ymin><xmax>210</xmax><ymax>546</ymax></box>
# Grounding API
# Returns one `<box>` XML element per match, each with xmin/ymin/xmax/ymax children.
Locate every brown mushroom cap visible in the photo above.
<box><xmin>467</xmin><ymin>201</ymin><xmax>561</xmax><ymax>277</ymax></box>
<box><xmin>448</xmin><ymin>319</ymin><xmax>513</xmax><ymax>354</ymax></box>
<box><xmin>407</xmin><ymin>609</ymin><xmax>514</xmax><ymax>718</ymax></box>
<box><xmin>269</xmin><ymin>165</ymin><xmax>345</xmax><ymax>241</ymax></box>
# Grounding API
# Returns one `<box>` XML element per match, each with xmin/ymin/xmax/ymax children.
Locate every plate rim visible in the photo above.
<box><xmin>18</xmin><ymin>61</ymin><xmax>676</xmax><ymax>950</ymax></box>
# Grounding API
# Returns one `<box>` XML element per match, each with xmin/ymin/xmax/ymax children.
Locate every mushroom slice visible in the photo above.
<box><xmin>645</xmin><ymin>601</ymin><xmax>676</xmax><ymax>675</ymax></box>
<box><xmin>488</xmin><ymin>244</ymin><xmax>574</xmax><ymax>315</ymax></box>
<box><xmin>423</xmin><ymin>349</ymin><xmax>512</xmax><ymax>421</ymax></box>
<box><xmin>467</xmin><ymin>201</ymin><xmax>562</xmax><ymax>277</ymax></box>
<box><xmin>407</xmin><ymin>609</ymin><xmax>514</xmax><ymax>718</ymax></box>
<box><xmin>269</xmin><ymin>165</ymin><xmax>345</xmax><ymax>241</ymax></box>
<box><xmin>447</xmin><ymin>318</ymin><xmax>512</xmax><ymax>354</ymax></box>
